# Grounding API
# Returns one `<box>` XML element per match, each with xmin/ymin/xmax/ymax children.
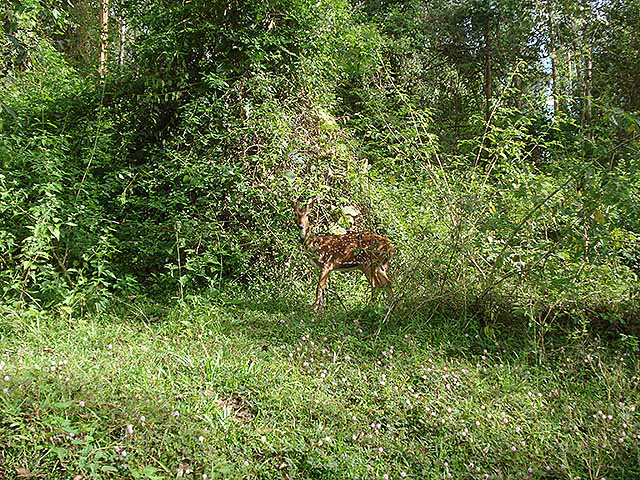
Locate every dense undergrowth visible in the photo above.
<box><xmin>2</xmin><ymin>0</ymin><xmax>639</xmax><ymax>329</ymax></box>
<box><xmin>2</xmin><ymin>51</ymin><xmax>639</xmax><ymax>329</ymax></box>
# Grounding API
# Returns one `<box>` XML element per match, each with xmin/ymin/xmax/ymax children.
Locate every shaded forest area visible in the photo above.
<box><xmin>1</xmin><ymin>0</ymin><xmax>639</xmax><ymax>328</ymax></box>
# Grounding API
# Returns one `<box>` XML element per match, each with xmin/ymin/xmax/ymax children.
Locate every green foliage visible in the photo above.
<box><xmin>1</xmin><ymin>0</ymin><xmax>378</xmax><ymax>310</ymax></box>
<box><xmin>2</xmin><ymin>0</ymin><xmax>640</xmax><ymax>330</ymax></box>
<box><xmin>364</xmin><ymin>101</ymin><xmax>639</xmax><ymax>326</ymax></box>
<box><xmin>0</xmin><ymin>45</ymin><xmax>121</xmax><ymax>311</ymax></box>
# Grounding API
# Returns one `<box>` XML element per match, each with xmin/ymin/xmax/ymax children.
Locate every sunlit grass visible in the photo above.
<box><xmin>0</xmin><ymin>289</ymin><xmax>638</xmax><ymax>479</ymax></box>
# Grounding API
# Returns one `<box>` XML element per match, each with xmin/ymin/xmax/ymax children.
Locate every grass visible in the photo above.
<box><xmin>0</xmin><ymin>285</ymin><xmax>638</xmax><ymax>479</ymax></box>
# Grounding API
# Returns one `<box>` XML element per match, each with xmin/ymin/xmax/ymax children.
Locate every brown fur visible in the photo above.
<box><xmin>294</xmin><ymin>201</ymin><xmax>394</xmax><ymax>312</ymax></box>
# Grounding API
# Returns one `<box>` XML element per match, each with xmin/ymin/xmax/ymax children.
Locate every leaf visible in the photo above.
<box><xmin>317</xmin><ymin>110</ymin><xmax>338</xmax><ymax>131</ymax></box>
<box><xmin>341</xmin><ymin>205</ymin><xmax>360</xmax><ymax>217</ymax></box>
<box><xmin>51</xmin><ymin>446</ymin><xmax>69</xmax><ymax>460</ymax></box>
<box><xmin>593</xmin><ymin>209</ymin><xmax>605</xmax><ymax>223</ymax></box>
<box><xmin>283</xmin><ymin>171</ymin><xmax>296</xmax><ymax>184</ymax></box>
<box><xmin>483</xmin><ymin>325</ymin><xmax>496</xmax><ymax>342</ymax></box>
<box><xmin>48</xmin><ymin>225</ymin><xmax>60</xmax><ymax>241</ymax></box>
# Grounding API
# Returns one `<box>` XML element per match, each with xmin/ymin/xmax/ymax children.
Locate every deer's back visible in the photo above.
<box><xmin>311</xmin><ymin>232</ymin><xmax>393</xmax><ymax>268</ymax></box>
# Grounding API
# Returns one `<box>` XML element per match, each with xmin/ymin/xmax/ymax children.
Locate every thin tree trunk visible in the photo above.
<box><xmin>567</xmin><ymin>49</ymin><xmax>574</xmax><ymax>101</ymax></box>
<box><xmin>582</xmin><ymin>48</ymin><xmax>593</xmax><ymax>126</ymax></box>
<box><xmin>119</xmin><ymin>19</ymin><xmax>127</xmax><ymax>67</ymax></box>
<box><xmin>513</xmin><ymin>73</ymin><xmax>524</xmax><ymax>110</ymax></box>
<box><xmin>99</xmin><ymin>0</ymin><xmax>109</xmax><ymax>79</ymax></box>
<box><xmin>483</xmin><ymin>18</ymin><xmax>493</xmax><ymax>123</ymax></box>
<box><xmin>546</xmin><ymin>1</ymin><xmax>561</xmax><ymax>115</ymax></box>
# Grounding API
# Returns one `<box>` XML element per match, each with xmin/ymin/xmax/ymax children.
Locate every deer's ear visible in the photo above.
<box><xmin>292</xmin><ymin>200</ymin><xmax>300</xmax><ymax>212</ymax></box>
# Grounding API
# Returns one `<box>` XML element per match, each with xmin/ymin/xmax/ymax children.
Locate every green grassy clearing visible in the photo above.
<box><xmin>0</xmin><ymin>287</ymin><xmax>638</xmax><ymax>479</ymax></box>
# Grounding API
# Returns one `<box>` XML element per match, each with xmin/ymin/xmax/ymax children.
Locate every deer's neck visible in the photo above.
<box><xmin>301</xmin><ymin>231</ymin><xmax>325</xmax><ymax>267</ymax></box>
<box><xmin>302</xmin><ymin>229</ymin><xmax>317</xmax><ymax>248</ymax></box>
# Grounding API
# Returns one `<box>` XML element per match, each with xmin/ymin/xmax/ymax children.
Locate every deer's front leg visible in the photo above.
<box><xmin>375</xmin><ymin>264</ymin><xmax>394</xmax><ymax>303</ymax></box>
<box><xmin>314</xmin><ymin>265</ymin><xmax>332</xmax><ymax>312</ymax></box>
<box><xmin>363</xmin><ymin>266</ymin><xmax>382</xmax><ymax>304</ymax></box>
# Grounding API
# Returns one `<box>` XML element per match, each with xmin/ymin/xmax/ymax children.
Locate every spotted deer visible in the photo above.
<box><xmin>293</xmin><ymin>200</ymin><xmax>394</xmax><ymax>312</ymax></box>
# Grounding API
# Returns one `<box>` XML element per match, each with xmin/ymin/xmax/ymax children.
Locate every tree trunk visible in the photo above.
<box><xmin>99</xmin><ymin>0</ymin><xmax>109</xmax><ymax>79</ymax></box>
<box><xmin>119</xmin><ymin>19</ymin><xmax>127</xmax><ymax>67</ymax></box>
<box><xmin>546</xmin><ymin>1</ymin><xmax>561</xmax><ymax>115</ymax></box>
<box><xmin>582</xmin><ymin>48</ymin><xmax>593</xmax><ymax>126</ymax></box>
<box><xmin>567</xmin><ymin>49</ymin><xmax>574</xmax><ymax>101</ymax></box>
<box><xmin>483</xmin><ymin>17</ymin><xmax>493</xmax><ymax>123</ymax></box>
<box><xmin>513</xmin><ymin>73</ymin><xmax>524</xmax><ymax>110</ymax></box>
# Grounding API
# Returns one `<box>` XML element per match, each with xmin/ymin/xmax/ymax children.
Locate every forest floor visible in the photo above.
<box><xmin>0</xmin><ymin>287</ymin><xmax>638</xmax><ymax>479</ymax></box>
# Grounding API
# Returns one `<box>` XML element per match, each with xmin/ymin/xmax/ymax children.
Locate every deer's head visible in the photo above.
<box><xmin>293</xmin><ymin>199</ymin><xmax>315</xmax><ymax>241</ymax></box>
